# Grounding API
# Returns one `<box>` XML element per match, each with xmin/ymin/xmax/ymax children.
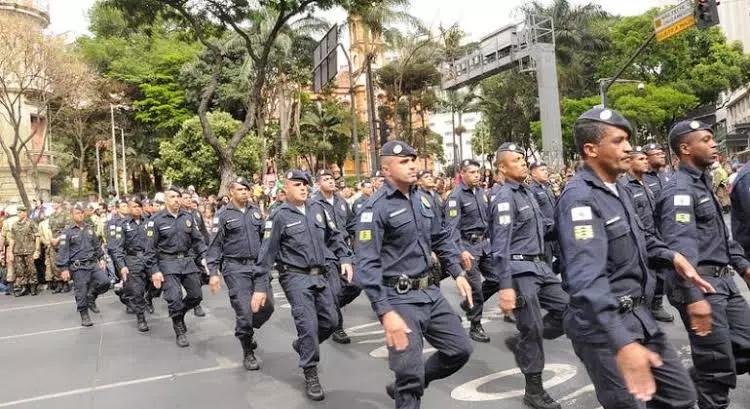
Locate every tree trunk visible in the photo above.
<box><xmin>9</xmin><ymin>151</ymin><xmax>31</xmax><ymax>208</ymax></box>
<box><xmin>77</xmin><ymin>154</ymin><xmax>85</xmax><ymax>200</ymax></box>
<box><xmin>458</xmin><ymin>111</ymin><xmax>464</xmax><ymax>161</ymax></box>
<box><xmin>451</xmin><ymin>110</ymin><xmax>457</xmax><ymax>167</ymax></box>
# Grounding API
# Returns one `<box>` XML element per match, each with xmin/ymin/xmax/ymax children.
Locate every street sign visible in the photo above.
<box><xmin>653</xmin><ymin>0</ymin><xmax>696</xmax><ymax>42</ymax></box>
<box><xmin>313</xmin><ymin>24</ymin><xmax>339</xmax><ymax>93</ymax></box>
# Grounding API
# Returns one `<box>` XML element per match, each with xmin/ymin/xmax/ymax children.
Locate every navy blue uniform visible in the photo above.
<box><xmin>144</xmin><ymin>209</ymin><xmax>208</xmax><ymax>318</ymax></box>
<box><xmin>206</xmin><ymin>202</ymin><xmax>274</xmax><ymax>345</ymax></box>
<box><xmin>656</xmin><ymin>162</ymin><xmax>750</xmax><ymax>409</ymax></box>
<box><xmin>355</xmin><ymin>180</ymin><xmax>472</xmax><ymax>409</ymax></box>
<box><xmin>529</xmin><ymin>180</ymin><xmax>560</xmax><ymax>273</ymax></box>
<box><xmin>256</xmin><ymin>200</ymin><xmax>351</xmax><ymax>370</ymax></box>
<box><xmin>730</xmin><ymin>162</ymin><xmax>750</xmax><ymax>258</ymax></box>
<box><xmin>643</xmin><ymin>170</ymin><xmax>670</xmax><ymax>198</ymax></box>
<box><xmin>56</xmin><ymin>223</ymin><xmax>109</xmax><ymax>312</ymax></box>
<box><xmin>556</xmin><ymin>166</ymin><xmax>696</xmax><ymax>409</ymax></box>
<box><xmin>109</xmin><ymin>215</ymin><xmax>150</xmax><ymax>314</ymax></box>
<box><xmin>445</xmin><ymin>181</ymin><xmax>494</xmax><ymax>323</ymax></box>
<box><xmin>490</xmin><ymin>180</ymin><xmax>567</xmax><ymax>374</ymax></box>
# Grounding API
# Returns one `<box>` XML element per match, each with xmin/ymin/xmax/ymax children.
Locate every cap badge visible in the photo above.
<box><xmin>599</xmin><ymin>109</ymin><xmax>613</xmax><ymax>120</ymax></box>
<box><xmin>393</xmin><ymin>144</ymin><xmax>403</xmax><ymax>154</ymax></box>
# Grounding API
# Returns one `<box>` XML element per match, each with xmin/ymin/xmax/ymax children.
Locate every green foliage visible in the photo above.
<box><xmin>157</xmin><ymin>112</ymin><xmax>261</xmax><ymax>193</ymax></box>
<box><xmin>478</xmin><ymin>72</ymin><xmax>538</xmax><ymax>152</ymax></box>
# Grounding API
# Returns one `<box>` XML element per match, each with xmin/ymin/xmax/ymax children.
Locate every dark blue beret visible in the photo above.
<box><xmin>381</xmin><ymin>140</ymin><xmax>417</xmax><ymax>158</ymax></box>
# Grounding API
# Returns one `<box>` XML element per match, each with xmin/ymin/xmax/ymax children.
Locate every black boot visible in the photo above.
<box><xmin>88</xmin><ymin>296</ymin><xmax>100</xmax><ymax>313</ymax></box>
<box><xmin>145</xmin><ymin>296</ymin><xmax>155</xmax><ymax>314</ymax></box>
<box><xmin>4</xmin><ymin>282</ymin><xmax>12</xmax><ymax>295</ymax></box>
<box><xmin>30</xmin><ymin>284</ymin><xmax>38</xmax><ymax>296</ymax></box>
<box><xmin>136</xmin><ymin>313</ymin><xmax>149</xmax><ymax>332</ymax></box>
<box><xmin>14</xmin><ymin>285</ymin><xmax>28</xmax><ymax>297</ymax></box>
<box><xmin>303</xmin><ymin>367</ymin><xmax>325</xmax><ymax>401</ymax></box>
<box><xmin>469</xmin><ymin>321</ymin><xmax>490</xmax><ymax>343</ymax></box>
<box><xmin>240</xmin><ymin>337</ymin><xmax>260</xmax><ymax>371</ymax></box>
<box><xmin>523</xmin><ymin>373</ymin><xmax>561</xmax><ymax>409</ymax></box>
<box><xmin>331</xmin><ymin>328</ymin><xmax>351</xmax><ymax>344</ymax></box>
<box><xmin>80</xmin><ymin>310</ymin><xmax>93</xmax><ymax>327</ymax></box>
<box><xmin>172</xmin><ymin>316</ymin><xmax>189</xmax><ymax>347</ymax></box>
<box><xmin>51</xmin><ymin>281</ymin><xmax>61</xmax><ymax>293</ymax></box>
<box><xmin>193</xmin><ymin>304</ymin><xmax>206</xmax><ymax>317</ymax></box>
<box><xmin>651</xmin><ymin>297</ymin><xmax>674</xmax><ymax>323</ymax></box>
<box><xmin>62</xmin><ymin>282</ymin><xmax>71</xmax><ymax>293</ymax></box>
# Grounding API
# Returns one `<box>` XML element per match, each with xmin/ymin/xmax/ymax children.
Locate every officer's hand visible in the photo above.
<box><xmin>382</xmin><ymin>311</ymin><xmax>411</xmax><ymax>351</ymax></box>
<box><xmin>455</xmin><ymin>275</ymin><xmax>473</xmax><ymax>309</ymax></box>
<box><xmin>208</xmin><ymin>275</ymin><xmax>221</xmax><ymax>295</ymax></box>
<box><xmin>498</xmin><ymin>288</ymin><xmax>516</xmax><ymax>314</ymax></box>
<box><xmin>615</xmin><ymin>342</ymin><xmax>663</xmax><ymax>402</ymax></box>
<box><xmin>340</xmin><ymin>263</ymin><xmax>353</xmax><ymax>282</ymax></box>
<box><xmin>98</xmin><ymin>259</ymin><xmax>107</xmax><ymax>271</ymax></box>
<box><xmin>672</xmin><ymin>253</ymin><xmax>715</xmax><ymax>294</ymax></box>
<box><xmin>120</xmin><ymin>267</ymin><xmax>129</xmax><ymax>282</ymax></box>
<box><xmin>51</xmin><ymin>238</ymin><xmax>59</xmax><ymax>246</ymax></box>
<box><xmin>460</xmin><ymin>251</ymin><xmax>474</xmax><ymax>271</ymax></box>
<box><xmin>431</xmin><ymin>252</ymin><xmax>438</xmax><ymax>264</ymax></box>
<box><xmin>61</xmin><ymin>270</ymin><xmax>70</xmax><ymax>282</ymax></box>
<box><xmin>743</xmin><ymin>268</ymin><xmax>750</xmax><ymax>286</ymax></box>
<box><xmin>151</xmin><ymin>272</ymin><xmax>164</xmax><ymax>289</ymax></box>
<box><xmin>250</xmin><ymin>292</ymin><xmax>267</xmax><ymax>313</ymax></box>
<box><xmin>32</xmin><ymin>251</ymin><xmax>40</xmax><ymax>260</ymax></box>
<box><xmin>687</xmin><ymin>299</ymin><xmax>712</xmax><ymax>336</ymax></box>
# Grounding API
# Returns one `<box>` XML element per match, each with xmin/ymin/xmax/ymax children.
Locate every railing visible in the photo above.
<box><xmin>0</xmin><ymin>0</ymin><xmax>49</xmax><ymax>13</ymax></box>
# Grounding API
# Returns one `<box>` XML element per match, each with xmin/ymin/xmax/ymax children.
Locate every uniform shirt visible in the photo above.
<box><xmin>56</xmin><ymin>223</ymin><xmax>105</xmax><ymax>270</ymax></box>
<box><xmin>445</xmin><ymin>181</ymin><xmax>490</xmax><ymax>253</ymax></box>
<box><xmin>656</xmin><ymin>162</ymin><xmax>750</xmax><ymax>304</ymax></box>
<box><xmin>351</xmin><ymin>194</ymin><xmax>369</xmax><ymax>215</ymax></box>
<box><xmin>312</xmin><ymin>192</ymin><xmax>354</xmax><ymax>242</ymax></box>
<box><xmin>621</xmin><ymin>174</ymin><xmax>658</xmax><ymax>237</ymax></box>
<box><xmin>188</xmin><ymin>208</ymin><xmax>211</xmax><ymax>245</ymax></box>
<box><xmin>488</xmin><ymin>182</ymin><xmax>504</xmax><ymax>203</ymax></box>
<box><xmin>354</xmin><ymin>180</ymin><xmax>464</xmax><ymax>317</ymax></box>
<box><xmin>643</xmin><ymin>170</ymin><xmax>670</xmax><ymax>198</ymax></box>
<box><xmin>529</xmin><ymin>180</ymin><xmax>556</xmax><ymax>222</ymax></box>
<box><xmin>144</xmin><ymin>209</ymin><xmax>208</xmax><ymax>275</ymax></box>
<box><xmin>730</xmin><ymin>162</ymin><xmax>750</xmax><ymax>254</ymax></box>
<box><xmin>109</xmin><ymin>215</ymin><xmax>149</xmax><ymax>273</ymax></box>
<box><xmin>419</xmin><ymin>188</ymin><xmax>445</xmax><ymax>227</ymax></box>
<box><xmin>206</xmin><ymin>202</ymin><xmax>265</xmax><ymax>289</ymax></box>
<box><xmin>10</xmin><ymin>219</ymin><xmax>38</xmax><ymax>255</ymax></box>
<box><xmin>556</xmin><ymin>166</ymin><xmax>675</xmax><ymax>351</ymax></box>
<box><xmin>489</xmin><ymin>180</ymin><xmax>550</xmax><ymax>288</ymax></box>
<box><xmin>256</xmin><ymin>200</ymin><xmax>352</xmax><ymax>274</ymax></box>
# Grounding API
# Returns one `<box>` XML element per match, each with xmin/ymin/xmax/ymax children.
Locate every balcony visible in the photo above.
<box><xmin>0</xmin><ymin>0</ymin><xmax>50</xmax><ymax>27</ymax></box>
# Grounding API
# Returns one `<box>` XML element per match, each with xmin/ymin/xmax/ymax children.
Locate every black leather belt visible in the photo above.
<box><xmin>618</xmin><ymin>295</ymin><xmax>645</xmax><ymax>314</ymax></box>
<box><xmin>282</xmin><ymin>265</ymin><xmax>324</xmax><ymax>276</ymax></box>
<box><xmin>383</xmin><ymin>273</ymin><xmax>435</xmax><ymax>294</ymax></box>
<box><xmin>462</xmin><ymin>233</ymin><xmax>486</xmax><ymax>244</ymax></box>
<box><xmin>127</xmin><ymin>250</ymin><xmax>144</xmax><ymax>256</ymax></box>
<box><xmin>160</xmin><ymin>252</ymin><xmax>187</xmax><ymax>260</ymax></box>
<box><xmin>225</xmin><ymin>257</ymin><xmax>256</xmax><ymax>265</ymax></box>
<box><xmin>698</xmin><ymin>265</ymin><xmax>733</xmax><ymax>278</ymax></box>
<box><xmin>511</xmin><ymin>254</ymin><xmax>547</xmax><ymax>262</ymax></box>
<box><xmin>71</xmin><ymin>259</ymin><xmax>93</xmax><ymax>269</ymax></box>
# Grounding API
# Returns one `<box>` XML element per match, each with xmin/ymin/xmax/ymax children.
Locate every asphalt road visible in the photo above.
<box><xmin>0</xmin><ymin>275</ymin><xmax>748</xmax><ymax>409</ymax></box>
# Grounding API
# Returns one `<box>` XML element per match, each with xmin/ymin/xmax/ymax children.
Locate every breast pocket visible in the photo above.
<box><xmin>285</xmin><ymin>223</ymin><xmax>306</xmax><ymax>236</ymax></box>
<box><xmin>694</xmin><ymin>199</ymin><xmax>716</xmax><ymax>222</ymax></box>
<box><xmin>605</xmin><ymin>218</ymin><xmax>632</xmax><ymax>269</ymax></box>
<box><xmin>226</xmin><ymin>221</ymin><xmax>241</xmax><ymax>231</ymax></box>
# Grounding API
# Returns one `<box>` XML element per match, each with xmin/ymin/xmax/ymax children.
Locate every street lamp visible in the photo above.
<box><xmin>598</xmin><ymin>78</ymin><xmax>645</xmax><ymax>107</ymax></box>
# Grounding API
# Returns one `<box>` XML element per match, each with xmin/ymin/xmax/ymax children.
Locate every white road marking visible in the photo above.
<box><xmin>0</xmin><ymin>315</ymin><xmax>173</xmax><ymax>342</ymax></box>
<box><xmin>451</xmin><ymin>364</ymin><xmax>578</xmax><ymax>401</ymax></box>
<box><xmin>0</xmin><ymin>295</ymin><xmax>116</xmax><ymax>313</ymax></box>
<box><xmin>0</xmin><ymin>359</ymin><xmax>240</xmax><ymax>408</ymax></box>
<box><xmin>559</xmin><ymin>384</ymin><xmax>595</xmax><ymax>401</ymax></box>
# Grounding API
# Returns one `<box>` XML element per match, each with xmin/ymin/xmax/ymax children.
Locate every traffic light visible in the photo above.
<box><xmin>695</xmin><ymin>0</ymin><xmax>720</xmax><ymax>29</ymax></box>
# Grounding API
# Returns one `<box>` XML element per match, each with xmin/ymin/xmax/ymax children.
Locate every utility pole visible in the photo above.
<box><xmin>120</xmin><ymin>127</ymin><xmax>127</xmax><ymax>195</ymax></box>
<box><xmin>365</xmin><ymin>54</ymin><xmax>379</xmax><ymax>172</ymax></box>
<box><xmin>110</xmin><ymin>104</ymin><xmax>118</xmax><ymax>197</ymax></box>
<box><xmin>95</xmin><ymin>142</ymin><xmax>102</xmax><ymax>201</ymax></box>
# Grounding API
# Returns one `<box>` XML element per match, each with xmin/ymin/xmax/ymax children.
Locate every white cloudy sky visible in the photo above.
<box><xmin>49</xmin><ymin>0</ymin><xmax>667</xmax><ymax>40</ymax></box>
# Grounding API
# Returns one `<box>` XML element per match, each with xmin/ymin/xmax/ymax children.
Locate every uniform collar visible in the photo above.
<box><xmin>504</xmin><ymin>179</ymin><xmax>523</xmax><ymax>191</ymax></box>
<box><xmin>624</xmin><ymin>173</ymin><xmax>641</xmax><ymax>184</ymax></box>
<box><xmin>459</xmin><ymin>181</ymin><xmax>474</xmax><ymax>192</ymax></box>
<box><xmin>679</xmin><ymin>161</ymin><xmax>708</xmax><ymax>181</ymax></box>
<box><xmin>225</xmin><ymin>201</ymin><xmax>250</xmax><ymax>212</ymax></box>
<box><xmin>383</xmin><ymin>179</ymin><xmax>415</xmax><ymax>199</ymax></box>
<box><xmin>579</xmin><ymin>165</ymin><xmax>619</xmax><ymax>193</ymax></box>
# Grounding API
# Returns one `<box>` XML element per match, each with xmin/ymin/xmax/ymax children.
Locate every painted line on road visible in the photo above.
<box><xmin>0</xmin><ymin>359</ymin><xmax>240</xmax><ymax>407</ymax></box>
<box><xmin>0</xmin><ymin>314</ymin><xmax>173</xmax><ymax>342</ymax></box>
<box><xmin>451</xmin><ymin>364</ymin><xmax>577</xmax><ymax>402</ymax></box>
<box><xmin>0</xmin><ymin>295</ymin><xmax>116</xmax><ymax>313</ymax></box>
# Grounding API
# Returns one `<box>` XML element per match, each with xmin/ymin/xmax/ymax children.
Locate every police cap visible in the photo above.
<box><xmin>284</xmin><ymin>169</ymin><xmax>310</xmax><ymax>185</ymax></box>
<box><xmin>642</xmin><ymin>143</ymin><xmax>664</xmax><ymax>153</ymax></box>
<box><xmin>417</xmin><ymin>169</ymin><xmax>433</xmax><ymax>179</ymax></box>
<box><xmin>460</xmin><ymin>159</ymin><xmax>481</xmax><ymax>169</ymax></box>
<box><xmin>232</xmin><ymin>176</ymin><xmax>252</xmax><ymax>189</ymax></box>
<box><xmin>381</xmin><ymin>140</ymin><xmax>417</xmax><ymax>158</ymax></box>
<box><xmin>72</xmin><ymin>203</ymin><xmax>86</xmax><ymax>212</ymax></box>
<box><xmin>668</xmin><ymin>120</ymin><xmax>712</xmax><ymax>144</ymax></box>
<box><xmin>530</xmin><ymin>161</ymin><xmax>547</xmax><ymax>170</ymax></box>
<box><xmin>316</xmin><ymin>169</ymin><xmax>334</xmax><ymax>179</ymax></box>
<box><xmin>166</xmin><ymin>185</ymin><xmax>182</xmax><ymax>195</ymax></box>
<box><xmin>631</xmin><ymin>146</ymin><xmax>647</xmax><ymax>157</ymax></box>
<box><xmin>576</xmin><ymin>107</ymin><xmax>633</xmax><ymax>137</ymax></box>
<box><xmin>496</xmin><ymin>142</ymin><xmax>525</xmax><ymax>157</ymax></box>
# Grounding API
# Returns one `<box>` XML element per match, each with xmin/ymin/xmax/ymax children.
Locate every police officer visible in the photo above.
<box><xmin>529</xmin><ymin>162</ymin><xmax>561</xmax><ymax>275</ymax></box>
<box><xmin>145</xmin><ymin>187</ymin><xmax>209</xmax><ymax>347</ymax></box>
<box><xmin>8</xmin><ymin>205</ymin><xmax>41</xmax><ymax>296</ymax></box>
<box><xmin>355</xmin><ymin>140</ymin><xmax>473</xmax><ymax>409</ymax></box>
<box><xmin>206</xmin><ymin>177</ymin><xmax>274</xmax><ymax>371</ymax></box>
<box><xmin>416</xmin><ymin>170</ymin><xmax>444</xmax><ymax>223</ymax></box>
<box><xmin>107</xmin><ymin>200</ymin><xmax>130</xmax><ymax>309</ymax></box>
<box><xmin>445</xmin><ymin>158</ymin><xmax>494</xmax><ymax>342</ymax></box>
<box><xmin>46</xmin><ymin>200</ymin><xmax>72</xmax><ymax>293</ymax></box>
<box><xmin>730</xmin><ymin>161</ymin><xmax>750</xmax><ymax>260</ymax></box>
<box><xmin>351</xmin><ymin>179</ymin><xmax>374</xmax><ymax>215</ymax></box>
<box><xmin>490</xmin><ymin>142</ymin><xmax>567</xmax><ymax>409</ymax></box>
<box><xmin>312</xmin><ymin>169</ymin><xmax>360</xmax><ymax>344</ymax></box>
<box><xmin>657</xmin><ymin>120</ymin><xmax>750</xmax><ymax>409</ymax></box>
<box><xmin>643</xmin><ymin>143</ymin><xmax>671</xmax><ymax>197</ymax></box>
<box><xmin>256</xmin><ymin>170</ymin><xmax>352</xmax><ymax>401</ymax></box>
<box><xmin>556</xmin><ymin>107</ymin><xmax>712</xmax><ymax>408</ymax></box>
<box><xmin>109</xmin><ymin>198</ymin><xmax>151</xmax><ymax>332</ymax></box>
<box><xmin>57</xmin><ymin>204</ymin><xmax>110</xmax><ymax>327</ymax></box>
<box><xmin>180</xmin><ymin>190</ymin><xmax>210</xmax><ymax>317</ymax></box>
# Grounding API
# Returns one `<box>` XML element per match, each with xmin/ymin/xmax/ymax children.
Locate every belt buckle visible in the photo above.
<box><xmin>618</xmin><ymin>296</ymin><xmax>633</xmax><ymax>313</ymax></box>
<box><xmin>176</xmin><ymin>253</ymin><xmax>184</xmax><ymax>259</ymax></box>
<box><xmin>511</xmin><ymin>255</ymin><xmax>522</xmax><ymax>261</ymax></box>
<box><xmin>72</xmin><ymin>260</ymin><xmax>81</xmax><ymax>269</ymax></box>
<box><xmin>395</xmin><ymin>274</ymin><xmax>412</xmax><ymax>294</ymax></box>
<box><xmin>310</xmin><ymin>267</ymin><xmax>320</xmax><ymax>276</ymax></box>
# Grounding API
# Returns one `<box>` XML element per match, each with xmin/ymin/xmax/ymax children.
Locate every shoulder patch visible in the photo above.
<box><xmin>571</xmin><ymin>206</ymin><xmax>592</xmax><ymax>221</ymax></box>
<box><xmin>497</xmin><ymin>202</ymin><xmax>510</xmax><ymax>212</ymax></box>
<box><xmin>674</xmin><ymin>195</ymin><xmax>691</xmax><ymax>206</ymax></box>
<box><xmin>360</xmin><ymin>212</ymin><xmax>373</xmax><ymax>223</ymax></box>
<box><xmin>448</xmin><ymin>200</ymin><xmax>457</xmax><ymax>207</ymax></box>
<box><xmin>498</xmin><ymin>215</ymin><xmax>511</xmax><ymax>225</ymax></box>
<box><xmin>359</xmin><ymin>230</ymin><xmax>371</xmax><ymax>241</ymax></box>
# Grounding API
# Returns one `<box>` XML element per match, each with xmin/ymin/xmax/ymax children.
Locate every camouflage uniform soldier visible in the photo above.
<box><xmin>8</xmin><ymin>205</ymin><xmax>41</xmax><ymax>296</ymax></box>
<box><xmin>44</xmin><ymin>201</ymin><xmax>72</xmax><ymax>293</ymax></box>
<box><xmin>2</xmin><ymin>209</ymin><xmax>18</xmax><ymax>295</ymax></box>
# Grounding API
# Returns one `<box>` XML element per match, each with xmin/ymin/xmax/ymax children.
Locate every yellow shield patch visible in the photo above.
<box><xmin>573</xmin><ymin>225</ymin><xmax>594</xmax><ymax>240</ymax></box>
<box><xmin>359</xmin><ymin>230</ymin><xmax>372</xmax><ymax>241</ymax></box>
<box><xmin>676</xmin><ymin>213</ymin><xmax>691</xmax><ymax>224</ymax></box>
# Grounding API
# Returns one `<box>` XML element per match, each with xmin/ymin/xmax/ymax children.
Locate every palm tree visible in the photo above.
<box><xmin>439</xmin><ymin>85</ymin><xmax>479</xmax><ymax>166</ymax></box>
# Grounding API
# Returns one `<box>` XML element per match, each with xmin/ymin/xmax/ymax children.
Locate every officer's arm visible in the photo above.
<box><xmin>108</xmin><ymin>221</ymin><xmax>126</xmax><ymax>273</ymax></box>
<box><xmin>144</xmin><ymin>220</ymin><xmax>161</xmax><ymax>275</ymax></box>
<box><xmin>489</xmin><ymin>194</ymin><xmax>514</xmax><ymax>290</ymax></box>
<box><xmin>556</xmin><ymin>195</ymin><xmax>634</xmax><ymax>351</ymax></box>
<box><xmin>656</xmin><ymin>187</ymin><xmax>704</xmax><ymax>304</ymax></box>
<box><xmin>430</xmin><ymin>208</ymin><xmax>465</xmax><ymax>279</ymax></box>
<box><xmin>254</xmin><ymin>213</ymin><xmax>283</xmax><ymax>293</ymax></box>
<box><xmin>197</xmin><ymin>215</ymin><xmax>210</xmax><ymax>245</ymax></box>
<box><xmin>444</xmin><ymin>193</ymin><xmax>465</xmax><ymax>252</ymax></box>
<box><xmin>205</xmin><ymin>214</ymin><xmax>225</xmax><ymax>277</ymax></box>
<box><xmin>354</xmin><ymin>206</ymin><xmax>392</xmax><ymax>316</ymax></box>
<box><xmin>189</xmin><ymin>218</ymin><xmax>209</xmax><ymax>258</ymax></box>
<box><xmin>56</xmin><ymin>231</ymin><xmax>70</xmax><ymax>270</ymax></box>
<box><xmin>92</xmin><ymin>229</ymin><xmax>105</xmax><ymax>262</ymax></box>
<box><xmin>323</xmin><ymin>211</ymin><xmax>353</xmax><ymax>265</ymax></box>
<box><xmin>730</xmin><ymin>174</ymin><xmax>750</xmax><ymax>250</ymax></box>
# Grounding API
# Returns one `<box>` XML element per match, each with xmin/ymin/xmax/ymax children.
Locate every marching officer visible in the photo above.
<box><xmin>529</xmin><ymin>162</ymin><xmax>560</xmax><ymax>273</ymax></box>
<box><xmin>445</xmin><ymin>158</ymin><xmax>494</xmax><ymax>342</ymax></box>
<box><xmin>57</xmin><ymin>204</ymin><xmax>110</xmax><ymax>327</ymax></box>
<box><xmin>355</xmin><ymin>140</ymin><xmax>473</xmax><ymax>409</ymax></box>
<box><xmin>181</xmin><ymin>189</ymin><xmax>209</xmax><ymax>318</ymax></box>
<box><xmin>45</xmin><ymin>200</ymin><xmax>72</xmax><ymax>293</ymax></box>
<box><xmin>490</xmin><ymin>142</ymin><xmax>568</xmax><ymax>409</ymax></box>
<box><xmin>556</xmin><ymin>107</ymin><xmax>711</xmax><ymax>408</ymax></box>
<box><xmin>256</xmin><ymin>170</ymin><xmax>352</xmax><ymax>401</ymax></box>
<box><xmin>730</xmin><ymin>161</ymin><xmax>750</xmax><ymax>260</ymax></box>
<box><xmin>145</xmin><ymin>187</ymin><xmax>209</xmax><ymax>347</ymax></box>
<box><xmin>312</xmin><ymin>169</ymin><xmax>360</xmax><ymax>344</ymax></box>
<box><xmin>351</xmin><ymin>179</ymin><xmax>374</xmax><ymax>215</ymax></box>
<box><xmin>109</xmin><ymin>198</ymin><xmax>151</xmax><ymax>332</ymax></box>
<box><xmin>657</xmin><ymin>120</ymin><xmax>750</xmax><ymax>409</ymax></box>
<box><xmin>8</xmin><ymin>205</ymin><xmax>41</xmax><ymax>296</ymax></box>
<box><xmin>206</xmin><ymin>177</ymin><xmax>274</xmax><ymax>371</ymax></box>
